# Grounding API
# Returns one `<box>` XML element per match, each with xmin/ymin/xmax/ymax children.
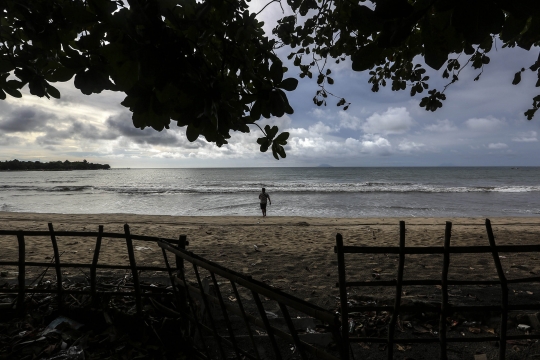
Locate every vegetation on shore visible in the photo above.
<box><xmin>0</xmin><ymin>159</ymin><xmax>110</xmax><ymax>171</ymax></box>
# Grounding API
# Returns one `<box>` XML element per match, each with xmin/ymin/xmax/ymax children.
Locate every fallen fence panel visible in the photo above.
<box><xmin>158</xmin><ymin>240</ymin><xmax>344</xmax><ymax>360</ymax></box>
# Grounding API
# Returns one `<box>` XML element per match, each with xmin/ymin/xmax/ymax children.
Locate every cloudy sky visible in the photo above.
<box><xmin>1</xmin><ymin>2</ymin><xmax>540</xmax><ymax>168</ymax></box>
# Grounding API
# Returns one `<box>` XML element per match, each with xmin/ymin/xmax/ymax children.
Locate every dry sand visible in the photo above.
<box><xmin>1</xmin><ymin>212</ymin><xmax>540</xmax><ymax>310</ymax></box>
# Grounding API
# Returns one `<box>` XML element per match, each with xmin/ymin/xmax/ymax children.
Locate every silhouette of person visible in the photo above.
<box><xmin>258</xmin><ymin>187</ymin><xmax>271</xmax><ymax>217</ymax></box>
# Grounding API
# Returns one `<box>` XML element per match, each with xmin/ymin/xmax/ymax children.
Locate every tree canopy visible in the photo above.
<box><xmin>274</xmin><ymin>0</ymin><xmax>540</xmax><ymax>118</ymax></box>
<box><xmin>1</xmin><ymin>0</ymin><xmax>540</xmax><ymax>159</ymax></box>
<box><xmin>0</xmin><ymin>159</ymin><xmax>110</xmax><ymax>170</ymax></box>
<box><xmin>0</xmin><ymin>0</ymin><xmax>294</xmax><ymax>159</ymax></box>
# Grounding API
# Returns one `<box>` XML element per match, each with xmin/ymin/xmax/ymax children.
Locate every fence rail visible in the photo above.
<box><xmin>335</xmin><ymin>219</ymin><xmax>540</xmax><ymax>360</ymax></box>
<box><xmin>0</xmin><ymin>224</ymin><xmax>345</xmax><ymax>359</ymax></box>
<box><xmin>0</xmin><ymin>223</ymin><xmax>187</xmax><ymax>315</ymax></box>
<box><xmin>158</xmin><ymin>240</ymin><xmax>344</xmax><ymax>360</ymax></box>
<box><xmin>2</xmin><ymin>219</ymin><xmax>540</xmax><ymax>359</ymax></box>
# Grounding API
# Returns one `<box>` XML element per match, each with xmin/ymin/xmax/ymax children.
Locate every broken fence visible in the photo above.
<box><xmin>3</xmin><ymin>219</ymin><xmax>538</xmax><ymax>359</ymax></box>
<box><xmin>335</xmin><ymin>219</ymin><xmax>540</xmax><ymax>360</ymax></box>
<box><xmin>158</xmin><ymin>240</ymin><xmax>344</xmax><ymax>360</ymax></box>
<box><xmin>0</xmin><ymin>223</ymin><xmax>345</xmax><ymax>360</ymax></box>
<box><xmin>0</xmin><ymin>223</ymin><xmax>188</xmax><ymax>315</ymax></box>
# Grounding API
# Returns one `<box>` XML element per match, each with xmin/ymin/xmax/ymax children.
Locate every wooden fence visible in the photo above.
<box><xmin>335</xmin><ymin>219</ymin><xmax>540</xmax><ymax>360</ymax></box>
<box><xmin>0</xmin><ymin>223</ymin><xmax>188</xmax><ymax>315</ymax></box>
<box><xmin>158</xmin><ymin>240</ymin><xmax>344</xmax><ymax>360</ymax></box>
<box><xmin>0</xmin><ymin>223</ymin><xmax>345</xmax><ymax>360</ymax></box>
<box><xmin>2</xmin><ymin>219</ymin><xmax>540</xmax><ymax>359</ymax></box>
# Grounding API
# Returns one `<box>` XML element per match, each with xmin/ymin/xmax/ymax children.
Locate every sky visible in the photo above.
<box><xmin>1</xmin><ymin>2</ymin><xmax>540</xmax><ymax>168</ymax></box>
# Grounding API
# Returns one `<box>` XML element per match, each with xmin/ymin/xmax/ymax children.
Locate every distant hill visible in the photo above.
<box><xmin>317</xmin><ymin>164</ymin><xmax>333</xmax><ymax>167</ymax></box>
<box><xmin>0</xmin><ymin>160</ymin><xmax>110</xmax><ymax>171</ymax></box>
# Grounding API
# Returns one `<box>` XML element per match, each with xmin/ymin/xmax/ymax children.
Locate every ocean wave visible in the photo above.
<box><xmin>93</xmin><ymin>183</ymin><xmax>540</xmax><ymax>194</ymax></box>
<box><xmin>2</xmin><ymin>182</ymin><xmax>540</xmax><ymax>194</ymax></box>
<box><xmin>49</xmin><ymin>185</ymin><xmax>94</xmax><ymax>192</ymax></box>
<box><xmin>0</xmin><ymin>203</ymin><xmax>17</xmax><ymax>211</ymax></box>
<box><xmin>46</xmin><ymin>180</ymin><xmax>78</xmax><ymax>183</ymax></box>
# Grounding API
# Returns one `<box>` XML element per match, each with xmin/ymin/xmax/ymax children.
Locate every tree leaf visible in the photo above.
<box><xmin>278</xmin><ymin>78</ymin><xmax>298</xmax><ymax>91</ymax></box>
<box><xmin>0</xmin><ymin>60</ymin><xmax>14</xmax><ymax>73</ymax></box>
<box><xmin>45</xmin><ymin>83</ymin><xmax>61</xmax><ymax>99</ymax></box>
<box><xmin>512</xmin><ymin>71</ymin><xmax>522</xmax><ymax>85</ymax></box>
<box><xmin>185</xmin><ymin>124</ymin><xmax>200</xmax><ymax>142</ymax></box>
<box><xmin>264</xmin><ymin>125</ymin><xmax>279</xmax><ymax>139</ymax></box>
<box><xmin>250</xmin><ymin>100</ymin><xmax>262</xmax><ymax>120</ymax></box>
<box><xmin>351</xmin><ymin>44</ymin><xmax>381</xmax><ymax>72</ymax></box>
<box><xmin>48</xmin><ymin>67</ymin><xmax>76</xmax><ymax>82</ymax></box>
<box><xmin>269</xmin><ymin>91</ymin><xmax>285</xmax><ymax>117</ymax></box>
<box><xmin>270</xmin><ymin>60</ymin><xmax>283</xmax><ymax>84</ymax></box>
<box><xmin>274</xmin><ymin>132</ymin><xmax>289</xmax><ymax>142</ymax></box>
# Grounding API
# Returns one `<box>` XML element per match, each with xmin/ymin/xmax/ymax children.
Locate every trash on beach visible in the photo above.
<box><xmin>42</xmin><ymin>316</ymin><xmax>84</xmax><ymax>336</ymax></box>
<box><xmin>253</xmin><ymin>245</ymin><xmax>260</xmax><ymax>252</ymax></box>
<box><xmin>265</xmin><ymin>311</ymin><xmax>278</xmax><ymax>319</ymax></box>
<box><xmin>518</xmin><ymin>324</ymin><xmax>531</xmax><ymax>331</ymax></box>
<box><xmin>44</xmin><ymin>346</ymin><xmax>85</xmax><ymax>360</ymax></box>
<box><xmin>134</xmin><ymin>246</ymin><xmax>153</xmax><ymax>251</ymax></box>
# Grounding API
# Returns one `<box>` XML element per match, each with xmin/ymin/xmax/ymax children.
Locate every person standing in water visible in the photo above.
<box><xmin>258</xmin><ymin>187</ymin><xmax>271</xmax><ymax>217</ymax></box>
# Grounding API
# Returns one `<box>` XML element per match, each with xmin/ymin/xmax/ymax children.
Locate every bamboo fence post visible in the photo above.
<box><xmin>48</xmin><ymin>223</ymin><xmax>63</xmax><ymax>310</ymax></box>
<box><xmin>278</xmin><ymin>302</ymin><xmax>308</xmax><ymax>360</ymax></box>
<box><xmin>164</xmin><ymin>249</ymin><xmax>210</xmax><ymax>358</ymax></box>
<box><xmin>230</xmin><ymin>281</ymin><xmax>261</xmax><ymax>360</ymax></box>
<box><xmin>124</xmin><ymin>224</ymin><xmax>142</xmax><ymax>314</ymax></box>
<box><xmin>90</xmin><ymin>225</ymin><xmax>103</xmax><ymax>305</ymax></box>
<box><xmin>336</xmin><ymin>233</ymin><xmax>349</xmax><ymax>360</ymax></box>
<box><xmin>439</xmin><ymin>221</ymin><xmax>452</xmax><ymax>360</ymax></box>
<box><xmin>252</xmin><ymin>291</ymin><xmax>283</xmax><ymax>360</ymax></box>
<box><xmin>486</xmin><ymin>219</ymin><xmax>508</xmax><ymax>360</ymax></box>
<box><xmin>210</xmin><ymin>273</ymin><xmax>241</xmax><ymax>358</ymax></box>
<box><xmin>176</xmin><ymin>235</ymin><xmax>188</xmax><ymax>316</ymax></box>
<box><xmin>387</xmin><ymin>221</ymin><xmax>406</xmax><ymax>360</ymax></box>
<box><xmin>182</xmin><ymin>271</ymin><xmax>210</xmax><ymax>357</ymax></box>
<box><xmin>17</xmin><ymin>231</ymin><xmax>25</xmax><ymax>316</ymax></box>
<box><xmin>193</xmin><ymin>264</ymin><xmax>226</xmax><ymax>359</ymax></box>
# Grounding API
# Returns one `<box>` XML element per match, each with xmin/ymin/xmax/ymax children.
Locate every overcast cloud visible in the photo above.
<box><xmin>1</xmin><ymin>1</ymin><xmax>540</xmax><ymax>167</ymax></box>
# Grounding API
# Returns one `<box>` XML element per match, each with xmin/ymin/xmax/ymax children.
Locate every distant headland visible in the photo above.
<box><xmin>0</xmin><ymin>159</ymin><xmax>110</xmax><ymax>171</ymax></box>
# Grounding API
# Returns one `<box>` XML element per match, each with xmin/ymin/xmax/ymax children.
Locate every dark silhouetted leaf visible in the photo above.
<box><xmin>513</xmin><ymin>71</ymin><xmax>522</xmax><ymax>85</ymax></box>
<box><xmin>186</xmin><ymin>125</ymin><xmax>200</xmax><ymax>142</ymax></box>
<box><xmin>279</xmin><ymin>78</ymin><xmax>298</xmax><ymax>91</ymax></box>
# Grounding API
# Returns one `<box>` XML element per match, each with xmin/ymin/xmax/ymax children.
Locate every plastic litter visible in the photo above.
<box><xmin>42</xmin><ymin>316</ymin><xmax>84</xmax><ymax>336</ymax></box>
<box><xmin>44</xmin><ymin>346</ymin><xmax>85</xmax><ymax>360</ymax></box>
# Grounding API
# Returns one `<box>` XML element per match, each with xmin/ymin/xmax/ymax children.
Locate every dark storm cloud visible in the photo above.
<box><xmin>0</xmin><ymin>108</ymin><xmax>53</xmax><ymax>133</ymax></box>
<box><xmin>0</xmin><ymin>134</ymin><xmax>21</xmax><ymax>146</ymax></box>
<box><xmin>35</xmin><ymin>119</ymin><xmax>117</xmax><ymax>146</ymax></box>
<box><xmin>70</xmin><ymin>120</ymin><xmax>118</xmax><ymax>140</ymax></box>
<box><xmin>105</xmin><ymin>113</ymin><xmax>205</xmax><ymax>148</ymax></box>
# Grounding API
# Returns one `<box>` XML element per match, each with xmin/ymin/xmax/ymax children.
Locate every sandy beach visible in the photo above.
<box><xmin>1</xmin><ymin>212</ymin><xmax>540</xmax><ymax>310</ymax></box>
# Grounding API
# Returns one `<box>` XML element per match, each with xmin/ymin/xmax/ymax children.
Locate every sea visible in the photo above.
<box><xmin>1</xmin><ymin>167</ymin><xmax>540</xmax><ymax>218</ymax></box>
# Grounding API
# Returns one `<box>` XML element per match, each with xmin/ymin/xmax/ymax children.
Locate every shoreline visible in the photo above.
<box><xmin>1</xmin><ymin>211</ymin><xmax>539</xmax><ymax>225</ymax></box>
